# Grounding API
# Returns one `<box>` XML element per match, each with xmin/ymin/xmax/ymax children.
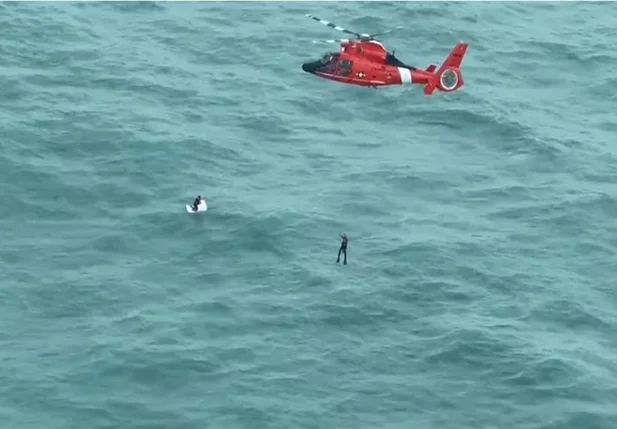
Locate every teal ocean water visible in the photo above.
<box><xmin>1</xmin><ymin>1</ymin><xmax>616</xmax><ymax>428</ymax></box>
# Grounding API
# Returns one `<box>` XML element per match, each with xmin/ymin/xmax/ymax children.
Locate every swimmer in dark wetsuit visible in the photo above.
<box><xmin>337</xmin><ymin>233</ymin><xmax>348</xmax><ymax>265</ymax></box>
<box><xmin>192</xmin><ymin>195</ymin><xmax>202</xmax><ymax>211</ymax></box>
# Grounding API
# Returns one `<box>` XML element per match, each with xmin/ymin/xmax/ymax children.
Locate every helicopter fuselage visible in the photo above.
<box><xmin>302</xmin><ymin>40</ymin><xmax>434</xmax><ymax>87</ymax></box>
<box><xmin>302</xmin><ymin>13</ymin><xmax>469</xmax><ymax>95</ymax></box>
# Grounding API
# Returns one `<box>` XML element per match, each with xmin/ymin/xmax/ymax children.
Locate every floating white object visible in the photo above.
<box><xmin>186</xmin><ymin>200</ymin><xmax>207</xmax><ymax>213</ymax></box>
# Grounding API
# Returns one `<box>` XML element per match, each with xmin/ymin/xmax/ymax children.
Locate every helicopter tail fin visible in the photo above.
<box><xmin>424</xmin><ymin>42</ymin><xmax>468</xmax><ymax>95</ymax></box>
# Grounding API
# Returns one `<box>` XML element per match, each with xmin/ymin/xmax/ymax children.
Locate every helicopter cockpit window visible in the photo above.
<box><xmin>320</xmin><ymin>53</ymin><xmax>339</xmax><ymax>65</ymax></box>
<box><xmin>320</xmin><ymin>53</ymin><xmax>331</xmax><ymax>64</ymax></box>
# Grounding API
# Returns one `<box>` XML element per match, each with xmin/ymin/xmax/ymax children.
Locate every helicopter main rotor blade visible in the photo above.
<box><xmin>305</xmin><ymin>14</ymin><xmax>361</xmax><ymax>38</ymax></box>
<box><xmin>369</xmin><ymin>26</ymin><xmax>404</xmax><ymax>38</ymax></box>
<box><xmin>311</xmin><ymin>38</ymin><xmax>352</xmax><ymax>44</ymax></box>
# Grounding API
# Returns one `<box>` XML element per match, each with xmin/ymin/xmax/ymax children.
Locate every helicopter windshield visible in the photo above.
<box><xmin>320</xmin><ymin>52</ymin><xmax>339</xmax><ymax>65</ymax></box>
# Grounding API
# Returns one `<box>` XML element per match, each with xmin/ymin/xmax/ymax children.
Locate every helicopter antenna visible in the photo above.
<box><xmin>306</xmin><ymin>14</ymin><xmax>403</xmax><ymax>44</ymax></box>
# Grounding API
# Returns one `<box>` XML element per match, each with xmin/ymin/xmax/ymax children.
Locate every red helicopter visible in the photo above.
<box><xmin>302</xmin><ymin>14</ymin><xmax>469</xmax><ymax>95</ymax></box>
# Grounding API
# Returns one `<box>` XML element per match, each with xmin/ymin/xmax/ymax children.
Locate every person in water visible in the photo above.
<box><xmin>192</xmin><ymin>195</ymin><xmax>202</xmax><ymax>211</ymax></box>
<box><xmin>337</xmin><ymin>233</ymin><xmax>348</xmax><ymax>265</ymax></box>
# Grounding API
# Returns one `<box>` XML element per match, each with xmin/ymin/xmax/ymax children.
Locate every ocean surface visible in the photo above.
<box><xmin>1</xmin><ymin>1</ymin><xmax>616</xmax><ymax>428</ymax></box>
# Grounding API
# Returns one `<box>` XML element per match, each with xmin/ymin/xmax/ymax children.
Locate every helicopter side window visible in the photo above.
<box><xmin>340</xmin><ymin>60</ymin><xmax>353</xmax><ymax>77</ymax></box>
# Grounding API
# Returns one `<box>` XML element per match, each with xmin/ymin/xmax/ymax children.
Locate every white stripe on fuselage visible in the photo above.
<box><xmin>397</xmin><ymin>67</ymin><xmax>412</xmax><ymax>84</ymax></box>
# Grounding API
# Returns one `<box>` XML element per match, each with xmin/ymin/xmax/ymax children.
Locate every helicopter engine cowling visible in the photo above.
<box><xmin>356</xmin><ymin>42</ymin><xmax>387</xmax><ymax>63</ymax></box>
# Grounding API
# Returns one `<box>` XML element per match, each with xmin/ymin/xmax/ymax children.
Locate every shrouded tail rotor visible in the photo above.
<box><xmin>423</xmin><ymin>42</ymin><xmax>468</xmax><ymax>95</ymax></box>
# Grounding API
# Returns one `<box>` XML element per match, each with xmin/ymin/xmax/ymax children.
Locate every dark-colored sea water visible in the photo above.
<box><xmin>1</xmin><ymin>2</ymin><xmax>616</xmax><ymax>428</ymax></box>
